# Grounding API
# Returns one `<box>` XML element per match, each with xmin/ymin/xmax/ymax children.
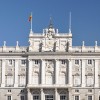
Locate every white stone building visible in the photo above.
<box><xmin>0</xmin><ymin>19</ymin><xmax>100</xmax><ymax>100</ymax></box>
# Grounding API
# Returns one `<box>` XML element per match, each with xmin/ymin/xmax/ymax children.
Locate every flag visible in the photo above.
<box><xmin>28</xmin><ymin>15</ymin><xmax>32</xmax><ymax>22</ymax></box>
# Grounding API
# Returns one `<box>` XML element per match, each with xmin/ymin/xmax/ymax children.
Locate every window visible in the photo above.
<box><xmin>45</xmin><ymin>95</ymin><xmax>53</xmax><ymax>100</ymax></box>
<box><xmin>21</xmin><ymin>60</ymin><xmax>26</xmax><ymax>65</ymax></box>
<box><xmin>9</xmin><ymin>60</ymin><xmax>13</xmax><ymax>65</ymax></box>
<box><xmin>9</xmin><ymin>51</ymin><xmax>12</xmax><ymax>53</ymax></box>
<box><xmin>35</xmin><ymin>60</ymin><xmax>39</xmax><ymax>64</ymax></box>
<box><xmin>88</xmin><ymin>60</ymin><xmax>92</xmax><ymax>64</ymax></box>
<box><xmin>88</xmin><ymin>96</ymin><xmax>92</xmax><ymax>100</ymax></box>
<box><xmin>88</xmin><ymin>89</ymin><xmax>92</xmax><ymax>92</ymax></box>
<box><xmin>21</xmin><ymin>90</ymin><xmax>24</xmax><ymax>93</ymax></box>
<box><xmin>75</xmin><ymin>60</ymin><xmax>79</xmax><ymax>65</ymax></box>
<box><xmin>20</xmin><ymin>96</ymin><xmax>25</xmax><ymax>100</ymax></box>
<box><xmin>75</xmin><ymin>89</ymin><xmax>79</xmax><ymax>92</ymax></box>
<box><xmin>61</xmin><ymin>60</ymin><xmax>66</xmax><ymax>64</ymax></box>
<box><xmin>8</xmin><ymin>90</ymin><xmax>11</xmax><ymax>92</ymax></box>
<box><xmin>33</xmin><ymin>95</ymin><xmax>39</xmax><ymax>100</ymax></box>
<box><xmin>60</xmin><ymin>95</ymin><xmax>66</xmax><ymax>100</ymax></box>
<box><xmin>7</xmin><ymin>96</ymin><xmax>11</xmax><ymax>100</ymax></box>
<box><xmin>75</xmin><ymin>96</ymin><xmax>79</xmax><ymax>100</ymax></box>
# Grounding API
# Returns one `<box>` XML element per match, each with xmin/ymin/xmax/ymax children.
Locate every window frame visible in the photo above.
<box><xmin>60</xmin><ymin>94</ymin><xmax>66</xmax><ymax>100</ymax></box>
<box><xmin>33</xmin><ymin>95</ymin><xmax>40</xmax><ymax>100</ymax></box>
<box><xmin>21</xmin><ymin>60</ymin><xmax>26</xmax><ymax>65</ymax></box>
<box><xmin>20</xmin><ymin>95</ymin><xmax>25</xmax><ymax>100</ymax></box>
<box><xmin>35</xmin><ymin>60</ymin><xmax>39</xmax><ymax>64</ymax></box>
<box><xmin>74</xmin><ymin>95</ymin><xmax>79</xmax><ymax>100</ymax></box>
<box><xmin>61</xmin><ymin>60</ymin><xmax>66</xmax><ymax>65</ymax></box>
<box><xmin>87</xmin><ymin>95</ymin><xmax>92</xmax><ymax>100</ymax></box>
<box><xmin>75</xmin><ymin>60</ymin><xmax>79</xmax><ymax>65</ymax></box>
<box><xmin>45</xmin><ymin>95</ymin><xmax>54</xmax><ymax>100</ymax></box>
<box><xmin>7</xmin><ymin>95</ymin><xmax>12</xmax><ymax>100</ymax></box>
<box><xmin>8</xmin><ymin>60</ymin><xmax>13</xmax><ymax>66</ymax></box>
<box><xmin>87</xmin><ymin>60</ymin><xmax>92</xmax><ymax>65</ymax></box>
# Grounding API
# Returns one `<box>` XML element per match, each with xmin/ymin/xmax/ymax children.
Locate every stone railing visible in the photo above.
<box><xmin>0</xmin><ymin>46</ymin><xmax>28</xmax><ymax>53</ymax></box>
<box><xmin>71</xmin><ymin>46</ymin><xmax>100</xmax><ymax>53</ymax></box>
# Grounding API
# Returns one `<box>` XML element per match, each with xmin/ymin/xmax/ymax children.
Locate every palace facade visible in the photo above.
<box><xmin>0</xmin><ymin>19</ymin><xmax>100</xmax><ymax>100</ymax></box>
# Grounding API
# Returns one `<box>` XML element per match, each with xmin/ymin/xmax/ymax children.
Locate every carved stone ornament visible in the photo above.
<box><xmin>46</xmin><ymin>62</ymin><xmax>54</xmax><ymax>73</ymax></box>
<box><xmin>46</xmin><ymin>40</ymin><xmax>54</xmax><ymax>50</ymax></box>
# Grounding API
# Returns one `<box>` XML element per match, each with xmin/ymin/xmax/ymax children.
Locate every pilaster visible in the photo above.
<box><xmin>55</xmin><ymin>88</ymin><xmax>58</xmax><ymax>100</ymax></box>
<box><xmin>1</xmin><ymin>60</ymin><xmax>6</xmax><ymax>87</ymax></box>
<box><xmin>27</xmin><ymin>89</ymin><xmax>32</xmax><ymax>100</ymax></box>
<box><xmin>28</xmin><ymin>59</ymin><xmax>33</xmax><ymax>85</ymax></box>
<box><xmin>55</xmin><ymin>59</ymin><xmax>59</xmax><ymax>84</ymax></box>
<box><xmin>68</xmin><ymin>59</ymin><xmax>72</xmax><ymax>86</ymax></box>
<box><xmin>94</xmin><ymin>59</ymin><xmax>99</xmax><ymax>87</ymax></box>
<box><xmin>41</xmin><ymin>59</ymin><xmax>45</xmax><ymax>84</ymax></box>
<box><xmin>68</xmin><ymin>88</ymin><xmax>72</xmax><ymax>100</ymax></box>
<box><xmin>41</xmin><ymin>89</ymin><xmax>44</xmax><ymax>100</ymax></box>
<box><xmin>14</xmin><ymin>60</ymin><xmax>19</xmax><ymax>87</ymax></box>
<box><xmin>81</xmin><ymin>59</ymin><xmax>85</xmax><ymax>87</ymax></box>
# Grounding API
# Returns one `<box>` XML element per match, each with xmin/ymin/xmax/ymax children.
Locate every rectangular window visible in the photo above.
<box><xmin>21</xmin><ymin>96</ymin><xmax>24</xmax><ymax>100</ymax></box>
<box><xmin>60</xmin><ymin>95</ymin><xmax>66</xmax><ymax>100</ymax></box>
<box><xmin>21</xmin><ymin>60</ymin><xmax>26</xmax><ymax>65</ymax></box>
<box><xmin>88</xmin><ymin>89</ymin><xmax>92</xmax><ymax>92</ymax></box>
<box><xmin>9</xmin><ymin>60</ymin><xmax>13</xmax><ymax>65</ymax></box>
<box><xmin>8</xmin><ymin>90</ymin><xmax>11</xmax><ymax>92</ymax></box>
<box><xmin>75</xmin><ymin>60</ymin><xmax>79</xmax><ymax>65</ymax></box>
<box><xmin>88</xmin><ymin>96</ymin><xmax>92</xmax><ymax>100</ymax></box>
<box><xmin>75</xmin><ymin>89</ymin><xmax>79</xmax><ymax>92</ymax></box>
<box><xmin>75</xmin><ymin>96</ymin><xmax>79</xmax><ymax>100</ymax></box>
<box><xmin>61</xmin><ymin>60</ymin><xmax>66</xmax><ymax>64</ymax></box>
<box><xmin>7</xmin><ymin>96</ymin><xmax>11</xmax><ymax>100</ymax></box>
<box><xmin>45</xmin><ymin>95</ymin><xmax>53</xmax><ymax>100</ymax></box>
<box><xmin>88</xmin><ymin>60</ymin><xmax>92</xmax><ymax>64</ymax></box>
<box><xmin>35</xmin><ymin>60</ymin><xmax>39</xmax><ymax>64</ymax></box>
<box><xmin>33</xmin><ymin>95</ymin><xmax>39</xmax><ymax>100</ymax></box>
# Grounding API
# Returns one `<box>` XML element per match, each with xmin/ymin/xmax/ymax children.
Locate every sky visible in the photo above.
<box><xmin>0</xmin><ymin>0</ymin><xmax>100</xmax><ymax>46</ymax></box>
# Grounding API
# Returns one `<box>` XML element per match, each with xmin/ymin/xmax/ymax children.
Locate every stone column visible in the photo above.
<box><xmin>41</xmin><ymin>60</ymin><xmax>45</xmax><ymax>84</ymax></box>
<box><xmin>27</xmin><ymin>89</ymin><xmax>32</xmax><ymax>100</ymax></box>
<box><xmin>55</xmin><ymin>88</ymin><xmax>58</xmax><ymax>100</ymax></box>
<box><xmin>68</xmin><ymin>88</ymin><xmax>72</xmax><ymax>100</ymax></box>
<box><xmin>41</xmin><ymin>89</ymin><xmax>44</xmax><ymax>100</ymax></box>
<box><xmin>14</xmin><ymin>60</ymin><xmax>19</xmax><ymax>87</ymax></box>
<box><xmin>68</xmin><ymin>59</ymin><xmax>72</xmax><ymax>86</ymax></box>
<box><xmin>1</xmin><ymin>60</ymin><xmax>6</xmax><ymax>87</ymax></box>
<box><xmin>28</xmin><ymin>59</ymin><xmax>33</xmax><ymax>85</ymax></box>
<box><xmin>94</xmin><ymin>59</ymin><xmax>98</xmax><ymax>87</ymax></box>
<box><xmin>55</xmin><ymin>59</ymin><xmax>59</xmax><ymax>84</ymax></box>
<box><xmin>81</xmin><ymin>59</ymin><xmax>85</xmax><ymax>87</ymax></box>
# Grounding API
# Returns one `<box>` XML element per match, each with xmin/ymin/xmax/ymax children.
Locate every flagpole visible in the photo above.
<box><xmin>69</xmin><ymin>12</ymin><xmax>71</xmax><ymax>33</ymax></box>
<box><xmin>31</xmin><ymin>12</ymin><xmax>32</xmax><ymax>31</ymax></box>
